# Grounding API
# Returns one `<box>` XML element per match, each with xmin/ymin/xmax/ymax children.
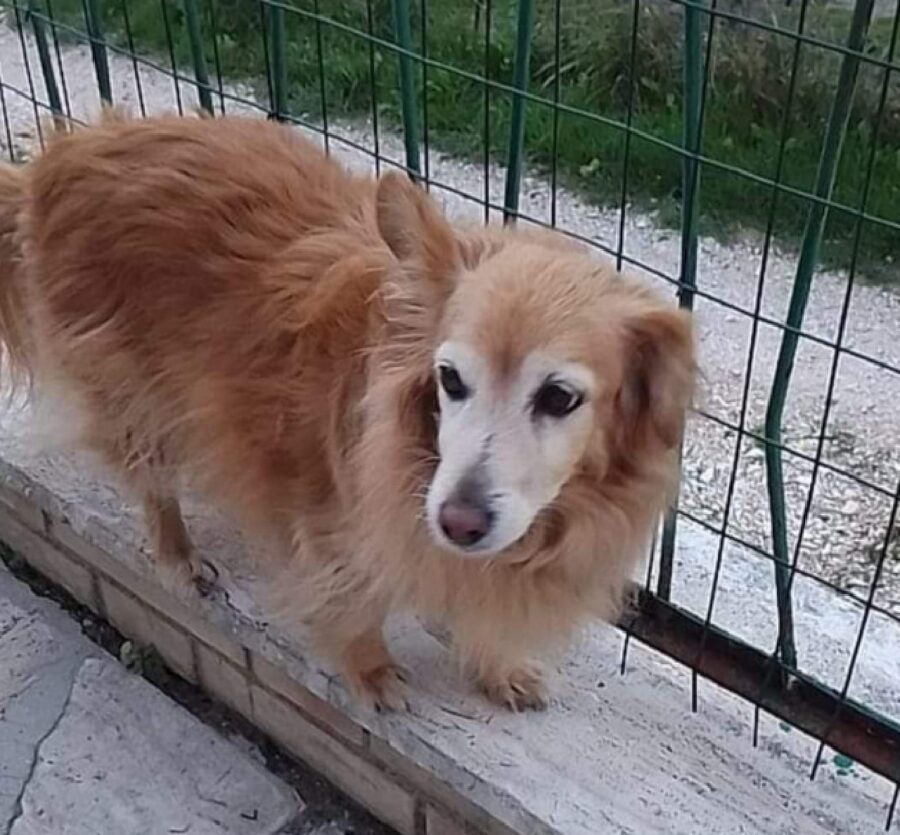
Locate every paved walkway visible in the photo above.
<box><xmin>0</xmin><ymin>562</ymin><xmax>300</xmax><ymax>835</ymax></box>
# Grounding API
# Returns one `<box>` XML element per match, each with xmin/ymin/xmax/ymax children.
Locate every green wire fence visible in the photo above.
<box><xmin>1</xmin><ymin>0</ymin><xmax>899</xmax><ymax>825</ymax></box>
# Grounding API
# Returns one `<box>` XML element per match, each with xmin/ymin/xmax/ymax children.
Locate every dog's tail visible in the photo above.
<box><xmin>0</xmin><ymin>163</ymin><xmax>32</xmax><ymax>392</ymax></box>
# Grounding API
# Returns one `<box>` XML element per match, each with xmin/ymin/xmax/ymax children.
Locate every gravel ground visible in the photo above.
<box><xmin>0</xmin><ymin>18</ymin><xmax>897</xmax><ymax>628</ymax></box>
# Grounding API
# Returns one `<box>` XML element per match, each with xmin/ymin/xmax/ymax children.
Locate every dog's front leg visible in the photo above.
<box><xmin>270</xmin><ymin>540</ymin><xmax>408</xmax><ymax>712</ymax></box>
<box><xmin>333</xmin><ymin>624</ymin><xmax>409</xmax><ymax>713</ymax></box>
<box><xmin>453</xmin><ymin>633</ymin><xmax>550</xmax><ymax>712</ymax></box>
<box><xmin>306</xmin><ymin>598</ymin><xmax>409</xmax><ymax>712</ymax></box>
<box><xmin>477</xmin><ymin>658</ymin><xmax>550</xmax><ymax>712</ymax></box>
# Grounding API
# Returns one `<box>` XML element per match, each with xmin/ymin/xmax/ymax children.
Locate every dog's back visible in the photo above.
<box><xmin>1</xmin><ymin>115</ymin><xmax>389</xmax><ymax>543</ymax></box>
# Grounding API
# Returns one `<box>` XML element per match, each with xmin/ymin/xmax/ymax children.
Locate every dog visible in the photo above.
<box><xmin>0</xmin><ymin>112</ymin><xmax>694</xmax><ymax>711</ymax></box>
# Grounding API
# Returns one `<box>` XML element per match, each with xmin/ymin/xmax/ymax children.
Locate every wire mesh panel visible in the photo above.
<box><xmin>0</xmin><ymin>0</ymin><xmax>898</xmax><ymax>825</ymax></box>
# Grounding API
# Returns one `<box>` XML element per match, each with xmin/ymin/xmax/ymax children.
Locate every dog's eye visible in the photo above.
<box><xmin>533</xmin><ymin>382</ymin><xmax>583</xmax><ymax>418</ymax></box>
<box><xmin>439</xmin><ymin>365</ymin><xmax>469</xmax><ymax>401</ymax></box>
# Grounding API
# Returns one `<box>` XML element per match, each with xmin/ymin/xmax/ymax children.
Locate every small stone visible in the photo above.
<box><xmin>841</xmin><ymin>500</ymin><xmax>860</xmax><ymax>516</ymax></box>
<box><xmin>118</xmin><ymin>640</ymin><xmax>135</xmax><ymax>667</ymax></box>
<box><xmin>832</xmin><ymin>753</ymin><xmax>854</xmax><ymax>770</ymax></box>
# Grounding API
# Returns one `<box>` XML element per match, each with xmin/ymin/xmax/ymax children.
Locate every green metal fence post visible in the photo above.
<box><xmin>10</xmin><ymin>2</ymin><xmax>46</xmax><ymax>145</ymax></box>
<box><xmin>312</xmin><ymin>0</ymin><xmax>330</xmax><ymax>149</ymax></box>
<box><xmin>502</xmin><ymin>0</ymin><xmax>535</xmax><ymax>224</ymax></box>
<box><xmin>679</xmin><ymin>2</ymin><xmax>702</xmax><ymax>312</ymax></box>
<box><xmin>658</xmin><ymin>0</ymin><xmax>704</xmax><ymax>601</ymax></box>
<box><xmin>265</xmin><ymin>0</ymin><xmax>287</xmax><ymax>119</ymax></box>
<box><xmin>27</xmin><ymin>1</ymin><xmax>64</xmax><ymax>127</ymax></box>
<box><xmin>391</xmin><ymin>0</ymin><xmax>421</xmax><ymax>179</ymax></box>
<box><xmin>81</xmin><ymin>0</ymin><xmax>112</xmax><ymax>104</ymax></box>
<box><xmin>763</xmin><ymin>0</ymin><xmax>875</xmax><ymax>670</ymax></box>
<box><xmin>182</xmin><ymin>0</ymin><xmax>214</xmax><ymax>115</ymax></box>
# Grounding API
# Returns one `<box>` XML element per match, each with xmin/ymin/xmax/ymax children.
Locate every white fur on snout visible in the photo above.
<box><xmin>426</xmin><ymin>341</ymin><xmax>595</xmax><ymax>557</ymax></box>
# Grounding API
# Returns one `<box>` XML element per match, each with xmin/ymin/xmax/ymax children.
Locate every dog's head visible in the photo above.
<box><xmin>375</xmin><ymin>173</ymin><xmax>694</xmax><ymax>558</ymax></box>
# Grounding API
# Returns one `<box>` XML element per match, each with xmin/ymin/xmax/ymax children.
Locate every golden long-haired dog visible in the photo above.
<box><xmin>0</xmin><ymin>113</ymin><xmax>694</xmax><ymax>710</ymax></box>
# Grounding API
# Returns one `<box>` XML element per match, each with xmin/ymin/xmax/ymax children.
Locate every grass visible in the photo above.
<box><xmin>28</xmin><ymin>0</ymin><xmax>900</xmax><ymax>282</ymax></box>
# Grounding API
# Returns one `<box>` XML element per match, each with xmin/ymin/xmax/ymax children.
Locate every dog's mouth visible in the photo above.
<box><xmin>433</xmin><ymin>533</ymin><xmax>506</xmax><ymax>559</ymax></box>
<box><xmin>431</xmin><ymin>527</ymin><xmax>545</xmax><ymax>567</ymax></box>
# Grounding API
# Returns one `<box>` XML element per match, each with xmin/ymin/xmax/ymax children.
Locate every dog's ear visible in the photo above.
<box><xmin>370</xmin><ymin>174</ymin><xmax>451</xmax><ymax>461</ymax></box>
<box><xmin>376</xmin><ymin>172</ymin><xmax>462</xmax><ymax>288</ymax></box>
<box><xmin>617</xmin><ymin>306</ymin><xmax>695</xmax><ymax>450</ymax></box>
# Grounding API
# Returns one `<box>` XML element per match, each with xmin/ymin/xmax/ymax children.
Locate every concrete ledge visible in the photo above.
<box><xmin>0</xmin><ymin>406</ymin><xmax>894</xmax><ymax>835</ymax></box>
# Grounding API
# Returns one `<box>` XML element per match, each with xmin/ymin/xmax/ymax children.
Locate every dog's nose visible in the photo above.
<box><xmin>439</xmin><ymin>500</ymin><xmax>492</xmax><ymax>547</ymax></box>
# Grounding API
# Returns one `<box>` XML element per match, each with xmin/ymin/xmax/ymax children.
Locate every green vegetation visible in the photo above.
<box><xmin>36</xmin><ymin>0</ymin><xmax>900</xmax><ymax>280</ymax></box>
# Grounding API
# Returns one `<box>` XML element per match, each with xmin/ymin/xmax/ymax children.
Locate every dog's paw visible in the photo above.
<box><xmin>190</xmin><ymin>558</ymin><xmax>220</xmax><ymax>598</ymax></box>
<box><xmin>157</xmin><ymin>556</ymin><xmax>220</xmax><ymax>600</ymax></box>
<box><xmin>481</xmin><ymin>664</ymin><xmax>549</xmax><ymax>712</ymax></box>
<box><xmin>346</xmin><ymin>663</ymin><xmax>410</xmax><ymax>713</ymax></box>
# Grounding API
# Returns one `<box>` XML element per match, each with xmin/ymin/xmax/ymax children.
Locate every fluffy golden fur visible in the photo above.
<box><xmin>0</xmin><ymin>113</ymin><xmax>694</xmax><ymax>710</ymax></box>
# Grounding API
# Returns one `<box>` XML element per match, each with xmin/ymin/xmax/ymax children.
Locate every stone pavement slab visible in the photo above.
<box><xmin>0</xmin><ymin>563</ymin><xmax>300</xmax><ymax>835</ymax></box>
<box><xmin>0</xmin><ymin>562</ymin><xmax>94</xmax><ymax>827</ymax></box>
